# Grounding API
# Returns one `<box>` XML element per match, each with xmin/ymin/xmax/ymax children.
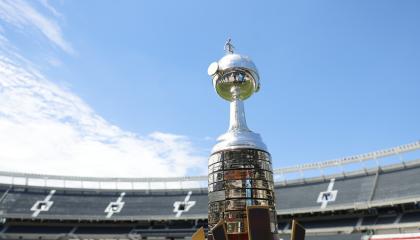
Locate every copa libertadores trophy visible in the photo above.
<box><xmin>207</xmin><ymin>39</ymin><xmax>277</xmax><ymax>240</ymax></box>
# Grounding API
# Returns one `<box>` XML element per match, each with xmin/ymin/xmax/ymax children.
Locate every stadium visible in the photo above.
<box><xmin>0</xmin><ymin>141</ymin><xmax>419</xmax><ymax>240</ymax></box>
<box><xmin>0</xmin><ymin>0</ymin><xmax>419</xmax><ymax>239</ymax></box>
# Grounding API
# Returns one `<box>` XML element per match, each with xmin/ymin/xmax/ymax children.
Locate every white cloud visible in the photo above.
<box><xmin>0</xmin><ymin>55</ymin><xmax>207</xmax><ymax>178</ymax></box>
<box><xmin>0</xmin><ymin>0</ymin><xmax>74</xmax><ymax>54</ymax></box>
<box><xmin>39</xmin><ymin>0</ymin><xmax>62</xmax><ymax>18</ymax></box>
<box><xmin>0</xmin><ymin>0</ymin><xmax>207</xmax><ymax>178</ymax></box>
<box><xmin>46</xmin><ymin>57</ymin><xmax>62</xmax><ymax>67</ymax></box>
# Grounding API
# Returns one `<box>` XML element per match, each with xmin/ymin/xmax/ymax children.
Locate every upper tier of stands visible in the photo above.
<box><xmin>1</xmin><ymin>160</ymin><xmax>420</xmax><ymax>221</ymax></box>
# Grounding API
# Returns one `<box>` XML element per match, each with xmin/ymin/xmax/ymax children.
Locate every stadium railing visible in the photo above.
<box><xmin>0</xmin><ymin>141</ymin><xmax>418</xmax><ymax>191</ymax></box>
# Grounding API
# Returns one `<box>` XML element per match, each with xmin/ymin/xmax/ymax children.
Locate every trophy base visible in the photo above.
<box><xmin>212</xmin><ymin>129</ymin><xmax>267</xmax><ymax>153</ymax></box>
<box><xmin>227</xmin><ymin>233</ymin><xmax>248</xmax><ymax>240</ymax></box>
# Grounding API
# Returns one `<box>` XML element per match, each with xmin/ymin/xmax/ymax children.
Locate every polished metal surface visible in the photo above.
<box><xmin>208</xmin><ymin>53</ymin><xmax>260</xmax><ymax>102</ymax></box>
<box><xmin>208</xmin><ymin>39</ymin><xmax>260</xmax><ymax>102</ymax></box>
<box><xmin>224</xmin><ymin>38</ymin><xmax>235</xmax><ymax>54</ymax></box>
<box><xmin>207</xmin><ymin>149</ymin><xmax>277</xmax><ymax>236</ymax></box>
<box><xmin>208</xmin><ymin>40</ymin><xmax>266</xmax><ymax>154</ymax></box>
<box><xmin>207</xmin><ymin>40</ymin><xmax>277</xmax><ymax>238</ymax></box>
<box><xmin>211</xmin><ymin>89</ymin><xmax>267</xmax><ymax>153</ymax></box>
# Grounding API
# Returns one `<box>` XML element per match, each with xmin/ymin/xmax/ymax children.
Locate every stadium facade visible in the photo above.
<box><xmin>0</xmin><ymin>141</ymin><xmax>419</xmax><ymax>240</ymax></box>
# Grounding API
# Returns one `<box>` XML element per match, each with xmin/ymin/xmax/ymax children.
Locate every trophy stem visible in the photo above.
<box><xmin>228</xmin><ymin>98</ymin><xmax>250</xmax><ymax>132</ymax></box>
<box><xmin>228</xmin><ymin>86</ymin><xmax>250</xmax><ymax>132</ymax></box>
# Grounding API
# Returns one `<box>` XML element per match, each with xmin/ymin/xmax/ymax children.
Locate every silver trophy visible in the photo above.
<box><xmin>207</xmin><ymin>38</ymin><xmax>266</xmax><ymax>153</ymax></box>
<box><xmin>207</xmin><ymin>39</ymin><xmax>277</xmax><ymax>237</ymax></box>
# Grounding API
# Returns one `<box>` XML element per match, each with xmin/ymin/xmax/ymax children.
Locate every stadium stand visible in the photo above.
<box><xmin>373</xmin><ymin>166</ymin><xmax>420</xmax><ymax>200</ymax></box>
<box><xmin>0</xmin><ymin>141</ymin><xmax>419</xmax><ymax>239</ymax></box>
<box><xmin>401</xmin><ymin>211</ymin><xmax>420</xmax><ymax>223</ymax></box>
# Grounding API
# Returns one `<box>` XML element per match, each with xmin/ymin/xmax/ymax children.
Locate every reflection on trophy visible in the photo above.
<box><xmin>207</xmin><ymin>39</ymin><xmax>277</xmax><ymax>240</ymax></box>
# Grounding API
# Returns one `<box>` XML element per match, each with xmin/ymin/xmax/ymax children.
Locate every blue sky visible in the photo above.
<box><xmin>0</xmin><ymin>0</ymin><xmax>419</xmax><ymax>177</ymax></box>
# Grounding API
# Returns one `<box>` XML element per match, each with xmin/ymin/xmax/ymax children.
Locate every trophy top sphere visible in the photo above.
<box><xmin>208</xmin><ymin>53</ymin><xmax>260</xmax><ymax>102</ymax></box>
<box><xmin>208</xmin><ymin>41</ymin><xmax>260</xmax><ymax>102</ymax></box>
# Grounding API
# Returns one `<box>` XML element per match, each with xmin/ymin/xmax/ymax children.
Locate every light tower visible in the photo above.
<box><xmin>207</xmin><ymin>39</ymin><xmax>277</xmax><ymax>240</ymax></box>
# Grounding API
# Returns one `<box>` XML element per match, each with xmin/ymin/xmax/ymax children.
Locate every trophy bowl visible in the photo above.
<box><xmin>208</xmin><ymin>53</ymin><xmax>260</xmax><ymax>102</ymax></box>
